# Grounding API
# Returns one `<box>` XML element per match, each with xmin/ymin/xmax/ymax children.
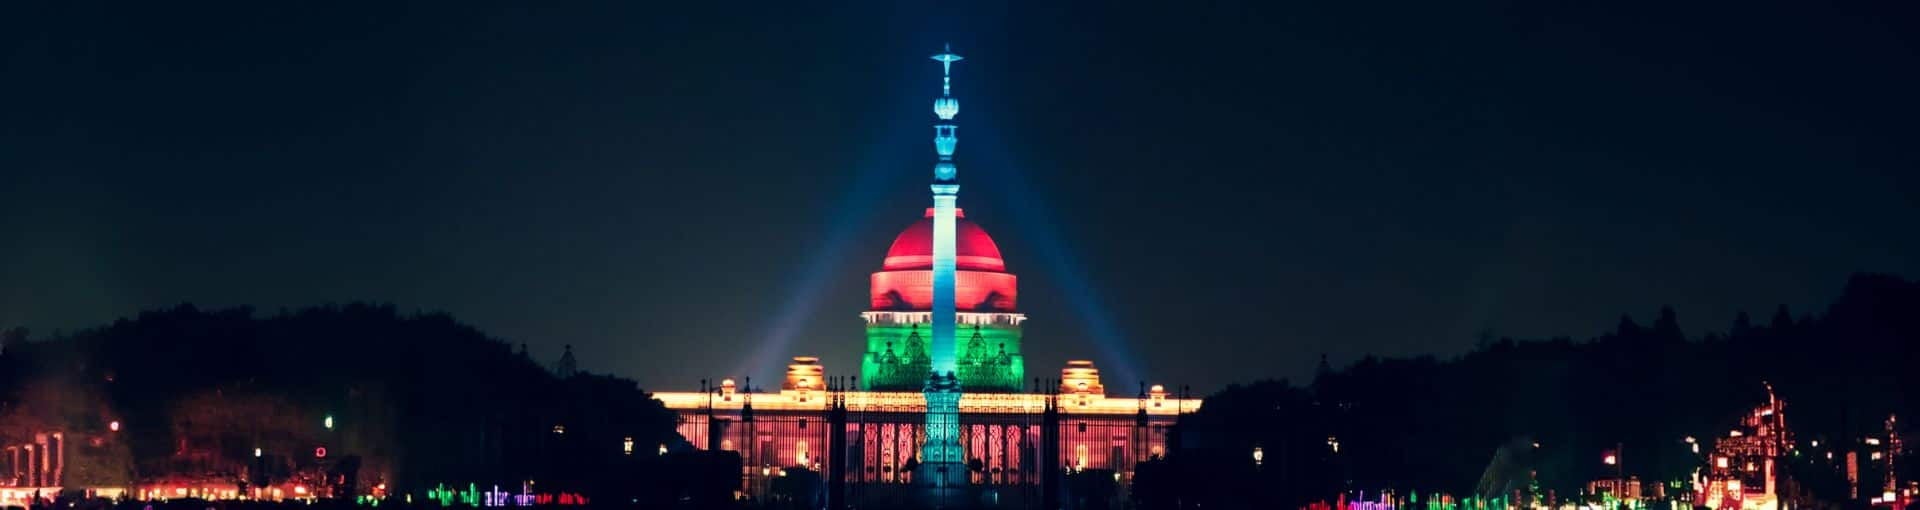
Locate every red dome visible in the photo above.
<box><xmin>882</xmin><ymin>208</ymin><xmax>1006</xmax><ymax>272</ymax></box>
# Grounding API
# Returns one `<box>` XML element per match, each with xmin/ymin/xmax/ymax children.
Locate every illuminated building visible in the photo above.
<box><xmin>652</xmin><ymin>48</ymin><xmax>1201</xmax><ymax>505</ymax></box>
<box><xmin>1</xmin><ymin>432</ymin><xmax>64</xmax><ymax>503</ymax></box>
<box><xmin>1696</xmin><ymin>384</ymin><xmax>1790</xmax><ymax>510</ymax></box>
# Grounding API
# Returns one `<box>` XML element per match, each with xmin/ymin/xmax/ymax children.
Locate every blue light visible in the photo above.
<box><xmin>921</xmin><ymin>45</ymin><xmax>967</xmax><ymax>481</ymax></box>
<box><xmin>934</xmin><ymin>126</ymin><xmax>957</xmax><ymax>159</ymax></box>
<box><xmin>934</xmin><ymin>96</ymin><xmax>959</xmax><ymax>120</ymax></box>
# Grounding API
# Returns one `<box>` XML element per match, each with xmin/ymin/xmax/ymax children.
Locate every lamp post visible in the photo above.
<box><xmin>1603</xmin><ymin>443</ymin><xmax>1624</xmax><ymax>502</ymax></box>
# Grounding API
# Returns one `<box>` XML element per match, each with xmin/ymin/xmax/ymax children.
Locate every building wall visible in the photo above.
<box><xmin>861</xmin><ymin>318</ymin><xmax>1026</xmax><ymax>392</ymax></box>
<box><xmin>668</xmin><ymin>403</ymin><xmax>1182</xmax><ymax>500</ymax></box>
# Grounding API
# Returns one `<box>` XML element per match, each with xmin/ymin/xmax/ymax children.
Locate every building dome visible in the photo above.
<box><xmin>881</xmin><ymin>208</ymin><xmax>1005</xmax><ymax>272</ymax></box>
<box><xmin>870</xmin><ymin>208</ymin><xmax>1017</xmax><ymax>312</ymax></box>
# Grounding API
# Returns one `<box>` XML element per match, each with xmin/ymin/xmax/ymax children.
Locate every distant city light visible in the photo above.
<box><xmin>109</xmin><ymin>420</ymin><xmax>120</xmax><ymax>432</ymax></box>
<box><xmin>1810</xmin><ymin>440</ymin><xmax>1819</xmax><ymax>447</ymax></box>
<box><xmin>1729</xmin><ymin>430</ymin><xmax>1744</xmax><ymax>437</ymax></box>
<box><xmin>1865</xmin><ymin>437</ymin><xmax>1881</xmax><ymax>445</ymax></box>
<box><xmin>658</xmin><ymin>444</ymin><xmax>667</xmax><ymax>456</ymax></box>
<box><xmin>552</xmin><ymin>425</ymin><xmax>565</xmax><ymax>435</ymax></box>
<box><xmin>254</xmin><ymin>447</ymin><xmax>262</xmax><ymax>458</ymax></box>
<box><xmin>1252</xmin><ymin>446</ymin><xmax>1264</xmax><ymax>466</ymax></box>
<box><xmin>324</xmin><ymin>415</ymin><xmax>334</xmax><ymax>430</ymax></box>
<box><xmin>1603</xmin><ymin>454</ymin><xmax>1617</xmax><ymax>465</ymax></box>
<box><xmin>622</xmin><ymin>437</ymin><xmax>633</xmax><ymax>455</ymax></box>
<box><xmin>1684</xmin><ymin>436</ymin><xmax>1695</xmax><ymax>443</ymax></box>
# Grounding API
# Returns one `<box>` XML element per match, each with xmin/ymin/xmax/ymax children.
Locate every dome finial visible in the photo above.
<box><xmin>932</xmin><ymin>44</ymin><xmax>963</xmax><ymax>79</ymax></box>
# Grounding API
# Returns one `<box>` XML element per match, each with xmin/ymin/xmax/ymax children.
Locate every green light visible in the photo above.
<box><xmin>861</xmin><ymin>322</ymin><xmax>1025</xmax><ymax>391</ymax></box>
<box><xmin>324</xmin><ymin>415</ymin><xmax>334</xmax><ymax>429</ymax></box>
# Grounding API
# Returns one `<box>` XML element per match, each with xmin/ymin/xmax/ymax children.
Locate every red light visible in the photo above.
<box><xmin>870</xmin><ymin>270</ymin><xmax>1017</xmax><ymax>311</ymax></box>
<box><xmin>315</xmin><ymin>447</ymin><xmax>327</xmax><ymax>458</ymax></box>
<box><xmin>881</xmin><ymin>209</ymin><xmax>1006</xmax><ymax>272</ymax></box>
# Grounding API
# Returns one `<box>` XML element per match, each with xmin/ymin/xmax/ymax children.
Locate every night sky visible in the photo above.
<box><xmin>3</xmin><ymin>2</ymin><xmax>1916</xmax><ymax>392</ymax></box>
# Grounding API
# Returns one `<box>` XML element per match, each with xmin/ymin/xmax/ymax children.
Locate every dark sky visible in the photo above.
<box><xmin>3</xmin><ymin>2</ymin><xmax>1917</xmax><ymax>393</ymax></box>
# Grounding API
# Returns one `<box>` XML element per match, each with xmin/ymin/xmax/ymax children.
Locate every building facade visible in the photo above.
<box><xmin>650</xmin><ymin>48</ymin><xmax>1201</xmax><ymax>505</ymax></box>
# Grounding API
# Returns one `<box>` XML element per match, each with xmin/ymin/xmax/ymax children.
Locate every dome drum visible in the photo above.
<box><xmin>870</xmin><ymin>270</ymin><xmax>1017</xmax><ymax>312</ymax></box>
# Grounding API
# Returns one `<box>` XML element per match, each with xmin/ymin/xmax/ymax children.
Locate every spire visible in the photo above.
<box><xmin>931</xmin><ymin>45</ymin><xmax>962</xmax><ymax>185</ymax></box>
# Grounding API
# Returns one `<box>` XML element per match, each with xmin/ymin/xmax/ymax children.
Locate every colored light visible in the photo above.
<box><xmin>324</xmin><ymin>415</ymin><xmax>334</xmax><ymax>429</ymax></box>
<box><xmin>109</xmin><ymin>420</ymin><xmax>120</xmax><ymax>432</ymax></box>
<box><xmin>1604</xmin><ymin>454</ymin><xmax>1618</xmax><ymax>465</ymax></box>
